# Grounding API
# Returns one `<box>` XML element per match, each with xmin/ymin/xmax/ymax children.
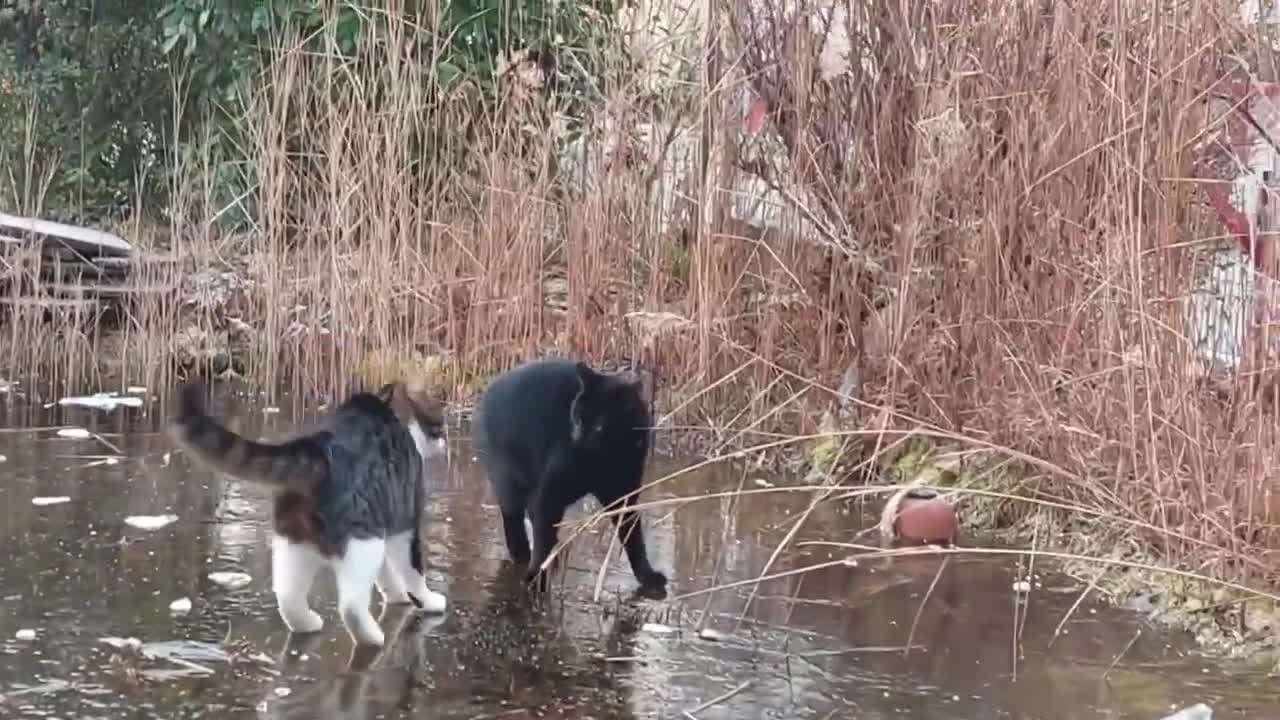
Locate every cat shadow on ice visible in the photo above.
<box><xmin>260</xmin><ymin>604</ymin><xmax>446</xmax><ymax>720</ymax></box>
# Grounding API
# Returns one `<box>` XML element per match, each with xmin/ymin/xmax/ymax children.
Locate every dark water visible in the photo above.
<box><xmin>0</xmin><ymin>386</ymin><xmax>1275</xmax><ymax>719</ymax></box>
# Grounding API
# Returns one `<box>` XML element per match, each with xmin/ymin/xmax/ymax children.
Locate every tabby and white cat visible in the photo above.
<box><xmin>168</xmin><ymin>381</ymin><xmax>448</xmax><ymax>647</ymax></box>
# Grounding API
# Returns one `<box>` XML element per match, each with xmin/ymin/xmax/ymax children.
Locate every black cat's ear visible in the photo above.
<box><xmin>569</xmin><ymin>372</ymin><xmax>587</xmax><ymax>443</ymax></box>
<box><xmin>615</xmin><ymin>368</ymin><xmax>643</xmax><ymax>390</ymax></box>
<box><xmin>614</xmin><ymin>366</ymin><xmax>655</xmax><ymax>404</ymax></box>
<box><xmin>573</xmin><ymin>361</ymin><xmax>598</xmax><ymax>386</ymax></box>
<box><xmin>638</xmin><ymin>366</ymin><xmax>657</xmax><ymax>405</ymax></box>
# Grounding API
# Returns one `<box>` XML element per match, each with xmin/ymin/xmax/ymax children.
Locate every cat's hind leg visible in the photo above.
<box><xmin>334</xmin><ymin>537</ymin><xmax>389</xmax><ymax>647</ymax></box>
<box><xmin>386</xmin><ymin>530</ymin><xmax>447</xmax><ymax>613</ymax></box>
<box><xmin>271</xmin><ymin>535</ymin><xmax>327</xmax><ymax>634</ymax></box>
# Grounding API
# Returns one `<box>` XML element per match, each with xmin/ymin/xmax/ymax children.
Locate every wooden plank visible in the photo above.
<box><xmin>0</xmin><ymin>212</ymin><xmax>132</xmax><ymax>256</ymax></box>
<box><xmin>25</xmin><ymin>249</ymin><xmax>132</xmax><ymax>279</ymax></box>
<box><xmin>41</xmin><ymin>243</ymin><xmax>127</xmax><ymax>267</ymax></box>
<box><xmin>41</xmin><ymin>282</ymin><xmax>177</xmax><ymax>298</ymax></box>
<box><xmin>0</xmin><ymin>297</ymin><xmax>103</xmax><ymax>310</ymax></box>
<box><xmin>96</xmin><ymin>251</ymin><xmax>176</xmax><ymax>267</ymax></box>
<box><xmin>92</xmin><ymin>256</ymin><xmax>135</xmax><ymax>269</ymax></box>
<box><xmin>39</xmin><ymin>261</ymin><xmax>107</xmax><ymax>280</ymax></box>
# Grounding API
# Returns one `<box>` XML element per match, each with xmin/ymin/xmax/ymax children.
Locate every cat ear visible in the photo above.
<box><xmin>417</xmin><ymin>395</ymin><xmax>446</xmax><ymax>427</ymax></box>
<box><xmin>569</xmin><ymin>372</ymin><xmax>587</xmax><ymax>443</ymax></box>
<box><xmin>615</xmin><ymin>368</ymin><xmax>643</xmax><ymax>390</ymax></box>
<box><xmin>573</xmin><ymin>361</ymin><xmax>599</xmax><ymax>387</ymax></box>
<box><xmin>375</xmin><ymin>383</ymin><xmax>398</xmax><ymax>404</ymax></box>
<box><xmin>400</xmin><ymin>381</ymin><xmax>425</xmax><ymax>406</ymax></box>
<box><xmin>613</xmin><ymin>366</ymin><xmax>655</xmax><ymax>404</ymax></box>
<box><xmin>401</xmin><ymin>382</ymin><xmax>445</xmax><ymax>425</ymax></box>
<box><xmin>637</xmin><ymin>366</ymin><xmax>656</xmax><ymax>405</ymax></box>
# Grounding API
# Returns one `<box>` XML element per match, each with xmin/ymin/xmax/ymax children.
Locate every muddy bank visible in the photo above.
<box><xmin>859</xmin><ymin>440</ymin><xmax>1280</xmax><ymax>673</ymax></box>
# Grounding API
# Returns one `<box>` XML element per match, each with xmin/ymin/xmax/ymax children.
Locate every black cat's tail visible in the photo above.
<box><xmin>167</xmin><ymin>383</ymin><xmax>328</xmax><ymax>494</ymax></box>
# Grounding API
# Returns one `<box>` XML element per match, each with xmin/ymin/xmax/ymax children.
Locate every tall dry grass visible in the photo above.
<box><xmin>3</xmin><ymin>0</ymin><xmax>1280</xmax><ymax>590</ymax></box>
<box><xmin>716</xmin><ymin>0</ymin><xmax>1280</xmax><ymax>587</ymax></box>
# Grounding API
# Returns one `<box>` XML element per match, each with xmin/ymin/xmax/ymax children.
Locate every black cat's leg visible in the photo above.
<box><xmin>598</xmin><ymin>493</ymin><xmax>667</xmax><ymax>588</ymax></box>
<box><xmin>501</xmin><ymin>508</ymin><xmax>531</xmax><ymax>566</ymax></box>
<box><xmin>490</xmin><ymin>462</ymin><xmax>531</xmax><ymax>565</ymax></box>
<box><xmin>525</xmin><ymin>490</ymin><xmax>569</xmax><ymax>591</ymax></box>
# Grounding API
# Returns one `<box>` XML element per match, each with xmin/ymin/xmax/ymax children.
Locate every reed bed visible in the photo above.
<box><xmin>4</xmin><ymin>0</ymin><xmax>1280</xmax><ymax>599</ymax></box>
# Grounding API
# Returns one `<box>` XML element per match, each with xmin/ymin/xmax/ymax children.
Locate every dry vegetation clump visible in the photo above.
<box><xmin>5</xmin><ymin>0</ymin><xmax>1280</xmax><ymax>605</ymax></box>
<box><xmin>717</xmin><ymin>0</ymin><xmax>1280</xmax><ymax>628</ymax></box>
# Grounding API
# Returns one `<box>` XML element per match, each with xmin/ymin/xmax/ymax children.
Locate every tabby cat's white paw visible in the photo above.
<box><xmin>419</xmin><ymin>589</ymin><xmax>447</xmax><ymax>613</ymax></box>
<box><xmin>353</xmin><ymin>625</ymin><xmax>386</xmax><ymax>647</ymax></box>
<box><xmin>283</xmin><ymin>609</ymin><xmax>325</xmax><ymax>634</ymax></box>
<box><xmin>380</xmin><ymin>587</ymin><xmax>414</xmax><ymax>605</ymax></box>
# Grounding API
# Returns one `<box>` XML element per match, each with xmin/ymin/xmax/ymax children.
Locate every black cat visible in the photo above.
<box><xmin>474</xmin><ymin>358</ymin><xmax>667</xmax><ymax>591</ymax></box>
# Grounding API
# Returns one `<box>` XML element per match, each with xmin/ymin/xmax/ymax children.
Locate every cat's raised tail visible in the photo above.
<box><xmin>168</xmin><ymin>383</ymin><xmax>328</xmax><ymax>493</ymax></box>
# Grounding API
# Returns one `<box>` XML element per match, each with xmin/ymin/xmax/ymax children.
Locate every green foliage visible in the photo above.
<box><xmin>156</xmin><ymin>0</ymin><xmax>369</xmax><ymax>112</ymax></box>
<box><xmin>1</xmin><ymin>0</ymin><xmax>172</xmax><ymax>220</ymax></box>
<box><xmin>437</xmin><ymin>0</ymin><xmax>626</xmax><ymax>109</ymax></box>
<box><xmin>155</xmin><ymin>0</ymin><xmax>626</xmax><ymax>109</ymax></box>
<box><xmin>0</xmin><ymin>0</ymin><xmax>630</xmax><ymax>223</ymax></box>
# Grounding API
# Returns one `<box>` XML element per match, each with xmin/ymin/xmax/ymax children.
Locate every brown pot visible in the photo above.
<box><xmin>892</xmin><ymin>488</ymin><xmax>958</xmax><ymax>546</ymax></box>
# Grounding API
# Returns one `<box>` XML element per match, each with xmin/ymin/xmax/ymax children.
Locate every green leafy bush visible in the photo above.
<box><xmin>1</xmin><ymin>0</ymin><xmax>171</xmax><ymax>220</ymax></box>
<box><xmin>1</xmin><ymin>0</ymin><xmax>629</xmax><ymax>223</ymax></box>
